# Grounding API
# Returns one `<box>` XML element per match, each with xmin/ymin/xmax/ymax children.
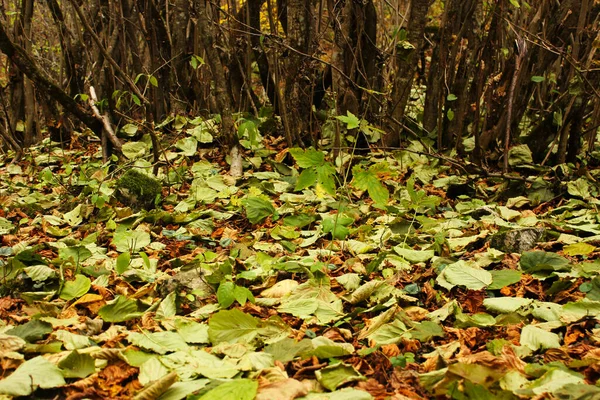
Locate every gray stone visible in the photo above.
<box><xmin>490</xmin><ymin>228</ymin><xmax>546</xmax><ymax>254</ymax></box>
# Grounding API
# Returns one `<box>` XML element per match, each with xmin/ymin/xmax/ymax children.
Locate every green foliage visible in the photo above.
<box><xmin>290</xmin><ymin>148</ymin><xmax>336</xmax><ymax>195</ymax></box>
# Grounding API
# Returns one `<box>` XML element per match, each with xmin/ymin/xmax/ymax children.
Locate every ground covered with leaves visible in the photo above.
<box><xmin>1</xmin><ymin>127</ymin><xmax>600</xmax><ymax>399</ymax></box>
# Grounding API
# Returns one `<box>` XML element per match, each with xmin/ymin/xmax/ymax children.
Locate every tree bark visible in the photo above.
<box><xmin>0</xmin><ymin>19</ymin><xmax>115</xmax><ymax>148</ymax></box>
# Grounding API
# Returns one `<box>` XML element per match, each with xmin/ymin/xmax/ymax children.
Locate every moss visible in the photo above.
<box><xmin>115</xmin><ymin>169</ymin><xmax>162</xmax><ymax>210</ymax></box>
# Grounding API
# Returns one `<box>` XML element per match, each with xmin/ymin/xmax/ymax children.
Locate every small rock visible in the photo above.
<box><xmin>490</xmin><ymin>228</ymin><xmax>546</xmax><ymax>254</ymax></box>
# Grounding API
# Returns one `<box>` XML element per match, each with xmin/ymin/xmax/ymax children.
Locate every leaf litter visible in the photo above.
<box><xmin>0</xmin><ymin>132</ymin><xmax>599</xmax><ymax>399</ymax></box>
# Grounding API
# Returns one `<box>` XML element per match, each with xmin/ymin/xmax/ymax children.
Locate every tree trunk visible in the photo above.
<box><xmin>387</xmin><ymin>0</ymin><xmax>430</xmax><ymax>146</ymax></box>
<box><xmin>195</xmin><ymin>0</ymin><xmax>241</xmax><ymax>176</ymax></box>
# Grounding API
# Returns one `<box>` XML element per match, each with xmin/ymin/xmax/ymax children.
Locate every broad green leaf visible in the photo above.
<box><xmin>58</xmin><ymin>246</ymin><xmax>92</xmax><ymax>264</ymax></box>
<box><xmin>0</xmin><ymin>356</ymin><xmax>65</xmax><ymax>396</ymax></box>
<box><xmin>60</xmin><ymin>274</ymin><xmax>91</xmax><ymax>301</ymax></box>
<box><xmin>410</xmin><ymin>321</ymin><xmax>445</xmax><ymax>342</ymax></box>
<box><xmin>98</xmin><ymin>295</ymin><xmax>143</xmax><ymax>322</ymax></box>
<box><xmin>307</xmin><ymin>337</ymin><xmax>354</xmax><ymax>358</ymax></box>
<box><xmin>198</xmin><ymin>379</ymin><xmax>257</xmax><ymax>400</ymax></box>
<box><xmin>158</xmin><ymin>379</ymin><xmax>209</xmax><ymax>400</ymax></box>
<box><xmin>217</xmin><ymin>281</ymin><xmax>236</xmax><ymax>308</ymax></box>
<box><xmin>289</xmin><ymin>148</ymin><xmax>324</xmax><ymax>168</ymax></box>
<box><xmin>488</xmin><ymin>269</ymin><xmax>522</xmax><ymax>290</ymax></box>
<box><xmin>524</xmin><ymin>368</ymin><xmax>585</xmax><ymax>396</ymax></box>
<box><xmin>352</xmin><ymin>166</ymin><xmax>389</xmax><ymax>206</ymax></box>
<box><xmin>58</xmin><ymin>351</ymin><xmax>95</xmax><ymax>378</ymax></box>
<box><xmin>264</xmin><ymin>337</ymin><xmax>313</xmax><ymax>363</ymax></box>
<box><xmin>315</xmin><ymin>363</ymin><xmax>364</xmax><ymax>391</ymax></box>
<box><xmin>128</xmin><ymin>331</ymin><xmax>189</xmax><ymax>354</ymax></box>
<box><xmin>242</xmin><ymin>197</ymin><xmax>276</xmax><ymax>224</ymax></box>
<box><xmin>442</xmin><ymin>262</ymin><xmax>492</xmax><ymax>290</ymax></box>
<box><xmin>63</xmin><ymin>204</ymin><xmax>84</xmax><ymax>226</ymax></box>
<box><xmin>122</xmin><ymin>141</ymin><xmax>149</xmax><ymax>159</ymax></box>
<box><xmin>483</xmin><ymin>297</ymin><xmax>532</xmax><ymax>313</ymax></box>
<box><xmin>531</xmin><ymin>76</ymin><xmax>545</xmax><ymax>83</ymax></box>
<box><xmin>53</xmin><ymin>330</ymin><xmax>93</xmax><ymax>350</ymax></box>
<box><xmin>7</xmin><ymin>320</ymin><xmax>53</xmax><ymax>343</ymax></box>
<box><xmin>156</xmin><ymin>292</ymin><xmax>177</xmax><ymax>319</ymax></box>
<box><xmin>520</xmin><ymin>325</ymin><xmax>561</xmax><ymax>350</ymax></box>
<box><xmin>139</xmin><ymin>357</ymin><xmax>170</xmax><ymax>386</ymax></box>
<box><xmin>295</xmin><ymin>168</ymin><xmax>318</xmax><ymax>191</ymax></box>
<box><xmin>175</xmin><ymin>137</ymin><xmax>198</xmax><ymax>157</ymax></box>
<box><xmin>336</xmin><ymin>111</ymin><xmax>360</xmax><ymax>130</ymax></box>
<box><xmin>24</xmin><ymin>265</ymin><xmax>56</xmax><ymax>282</ymax></box>
<box><xmin>567</xmin><ymin>178</ymin><xmax>591</xmax><ymax>199</ymax></box>
<box><xmin>0</xmin><ymin>217</ymin><xmax>14</xmax><ymax>235</ymax></box>
<box><xmin>116</xmin><ymin>251</ymin><xmax>131</xmax><ymax>274</ymax></box>
<box><xmin>520</xmin><ymin>251</ymin><xmax>570</xmax><ymax>274</ymax></box>
<box><xmin>174</xmin><ymin>319</ymin><xmax>210</xmax><ymax>344</ymax></box>
<box><xmin>508</xmin><ymin>144</ymin><xmax>533</xmax><ymax>166</ymax></box>
<box><xmin>208</xmin><ymin>309</ymin><xmax>259</xmax><ymax>345</ymax></box>
<box><xmin>393</xmin><ymin>246</ymin><xmax>434</xmax><ymax>263</ymax></box>
<box><xmin>563</xmin><ymin>242</ymin><xmax>595</xmax><ymax>256</ymax></box>
<box><xmin>113</xmin><ymin>230</ymin><xmax>151</xmax><ymax>253</ymax></box>
<box><xmin>316</xmin><ymin>163</ymin><xmax>336</xmax><ymax>195</ymax></box>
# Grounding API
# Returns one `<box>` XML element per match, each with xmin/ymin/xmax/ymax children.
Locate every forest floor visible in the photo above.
<box><xmin>0</xmin><ymin>125</ymin><xmax>599</xmax><ymax>399</ymax></box>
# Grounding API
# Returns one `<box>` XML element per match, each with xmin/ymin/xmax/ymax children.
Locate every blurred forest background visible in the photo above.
<box><xmin>0</xmin><ymin>0</ymin><xmax>599</xmax><ymax>171</ymax></box>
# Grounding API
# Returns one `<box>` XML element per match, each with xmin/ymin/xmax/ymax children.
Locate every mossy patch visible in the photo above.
<box><xmin>115</xmin><ymin>169</ymin><xmax>162</xmax><ymax>210</ymax></box>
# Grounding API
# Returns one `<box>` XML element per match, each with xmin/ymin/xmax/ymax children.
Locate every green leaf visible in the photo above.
<box><xmin>198</xmin><ymin>379</ymin><xmax>257</xmax><ymax>400</ymax></box>
<box><xmin>0</xmin><ymin>356</ymin><xmax>66</xmax><ymax>396</ymax></box>
<box><xmin>520</xmin><ymin>325</ymin><xmax>561</xmax><ymax>350</ymax></box>
<box><xmin>393</xmin><ymin>247</ymin><xmax>435</xmax><ymax>263</ymax></box>
<box><xmin>116</xmin><ymin>252</ymin><xmax>131</xmax><ymax>274</ymax></box>
<box><xmin>112</xmin><ymin>230</ymin><xmax>151</xmax><ymax>253</ymax></box>
<box><xmin>410</xmin><ymin>321</ymin><xmax>445</xmax><ymax>342</ymax></box>
<box><xmin>175</xmin><ymin>137</ymin><xmax>198</xmax><ymax>157</ymax></box>
<box><xmin>217</xmin><ymin>281</ymin><xmax>236</xmax><ymax>308</ymax></box>
<box><xmin>336</xmin><ymin>111</ymin><xmax>360</xmax><ymax>130</ymax></box>
<box><xmin>156</xmin><ymin>292</ymin><xmax>177</xmax><ymax>319</ymax></box>
<box><xmin>315</xmin><ymin>363</ymin><xmax>364</xmax><ymax>391</ymax></box>
<box><xmin>531</xmin><ymin>76</ymin><xmax>545</xmax><ymax>83</ymax></box>
<box><xmin>520</xmin><ymin>251</ymin><xmax>570</xmax><ymax>274</ymax></box>
<box><xmin>7</xmin><ymin>320</ymin><xmax>53</xmax><ymax>342</ymax></box>
<box><xmin>442</xmin><ymin>262</ymin><xmax>493</xmax><ymax>290</ymax></box>
<box><xmin>58</xmin><ymin>246</ymin><xmax>92</xmax><ymax>264</ymax></box>
<box><xmin>158</xmin><ymin>380</ymin><xmax>209</xmax><ymax>400</ymax></box>
<box><xmin>98</xmin><ymin>295</ymin><xmax>143</xmax><ymax>322</ymax></box>
<box><xmin>508</xmin><ymin>144</ymin><xmax>533</xmax><ymax>166</ymax></box>
<box><xmin>128</xmin><ymin>331</ymin><xmax>189</xmax><ymax>354</ymax></box>
<box><xmin>122</xmin><ymin>141</ymin><xmax>149</xmax><ymax>160</ymax></box>
<box><xmin>149</xmin><ymin>75</ymin><xmax>158</xmax><ymax>87</ymax></box>
<box><xmin>59</xmin><ymin>274</ymin><xmax>91</xmax><ymax>301</ymax></box>
<box><xmin>242</xmin><ymin>197</ymin><xmax>276</xmax><ymax>224</ymax></box>
<box><xmin>483</xmin><ymin>297</ymin><xmax>533</xmax><ymax>313</ymax></box>
<box><xmin>563</xmin><ymin>242</ymin><xmax>595</xmax><ymax>256</ymax></box>
<box><xmin>567</xmin><ymin>178</ymin><xmax>591</xmax><ymax>199</ymax></box>
<box><xmin>352</xmin><ymin>166</ymin><xmax>389</xmax><ymax>206</ymax></box>
<box><xmin>58</xmin><ymin>350</ymin><xmax>95</xmax><ymax>378</ymax></box>
<box><xmin>295</xmin><ymin>168</ymin><xmax>318</xmax><ymax>191</ymax></box>
<box><xmin>208</xmin><ymin>309</ymin><xmax>259</xmax><ymax>345</ymax></box>
<box><xmin>488</xmin><ymin>269</ymin><xmax>522</xmax><ymax>290</ymax></box>
<box><xmin>316</xmin><ymin>163</ymin><xmax>337</xmax><ymax>195</ymax></box>
<box><xmin>447</xmin><ymin>93</ymin><xmax>458</xmax><ymax>101</ymax></box>
<box><xmin>289</xmin><ymin>148</ymin><xmax>324</xmax><ymax>168</ymax></box>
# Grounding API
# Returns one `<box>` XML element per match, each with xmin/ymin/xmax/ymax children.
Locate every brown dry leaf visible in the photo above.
<box><xmin>544</xmin><ymin>348</ymin><xmax>572</xmax><ymax>363</ymax></box>
<box><xmin>500</xmin><ymin>345</ymin><xmax>527</xmax><ymax>373</ymax></box>
<box><xmin>381</xmin><ymin>344</ymin><xmax>401</xmax><ymax>358</ymax></box>
<box><xmin>357</xmin><ymin>378</ymin><xmax>389</xmax><ymax>398</ymax></box>
<box><xmin>256</xmin><ymin>378</ymin><xmax>309</xmax><ymax>400</ymax></box>
<box><xmin>391</xmin><ymin>370</ymin><xmax>427</xmax><ymax>399</ymax></box>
